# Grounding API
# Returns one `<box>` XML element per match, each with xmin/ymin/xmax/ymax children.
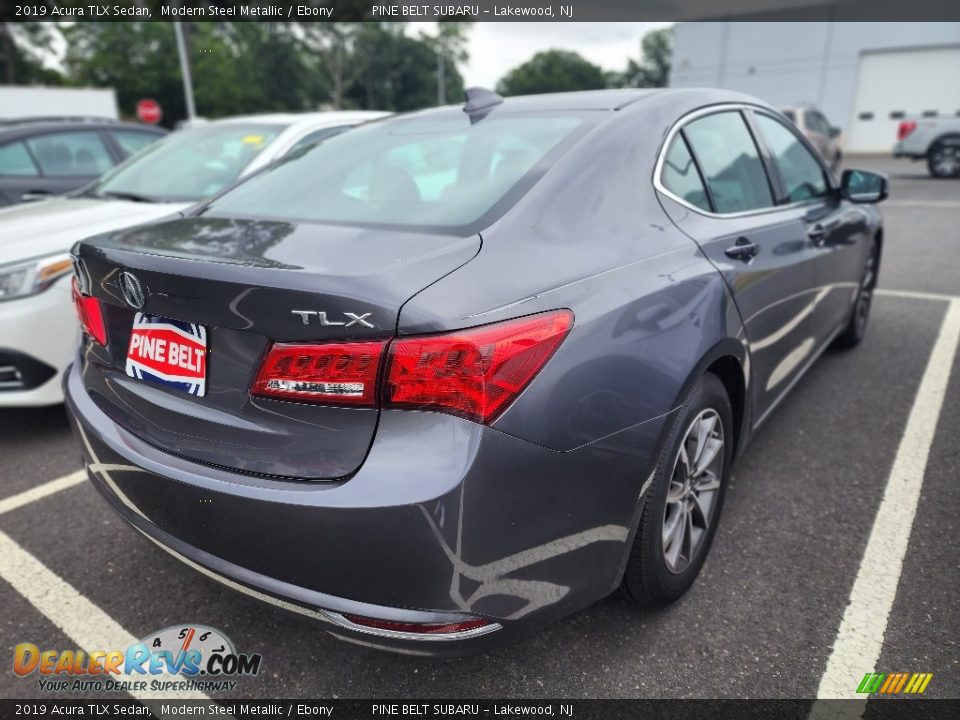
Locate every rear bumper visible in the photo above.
<box><xmin>892</xmin><ymin>140</ymin><xmax>925</xmax><ymax>159</ymax></box>
<box><xmin>65</xmin><ymin>359</ymin><xmax>667</xmax><ymax>655</ymax></box>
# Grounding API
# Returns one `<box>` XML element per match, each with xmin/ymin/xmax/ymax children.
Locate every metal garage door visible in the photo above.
<box><xmin>847</xmin><ymin>46</ymin><xmax>960</xmax><ymax>153</ymax></box>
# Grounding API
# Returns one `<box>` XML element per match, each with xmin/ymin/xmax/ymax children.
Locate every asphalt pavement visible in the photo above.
<box><xmin>0</xmin><ymin>155</ymin><xmax>957</xmax><ymax>700</ymax></box>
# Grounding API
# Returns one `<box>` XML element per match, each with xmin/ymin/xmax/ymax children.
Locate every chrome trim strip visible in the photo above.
<box><xmin>652</xmin><ymin>103</ymin><xmax>833</xmax><ymax>220</ymax></box>
<box><xmin>321</xmin><ymin>610</ymin><xmax>502</xmax><ymax>642</ymax></box>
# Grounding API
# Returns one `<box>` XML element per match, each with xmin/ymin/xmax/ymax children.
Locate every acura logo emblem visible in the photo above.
<box><xmin>119</xmin><ymin>271</ymin><xmax>146</xmax><ymax>310</ymax></box>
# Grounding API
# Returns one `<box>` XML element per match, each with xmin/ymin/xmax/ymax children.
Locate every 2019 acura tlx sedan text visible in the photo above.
<box><xmin>65</xmin><ymin>88</ymin><xmax>887</xmax><ymax>655</ymax></box>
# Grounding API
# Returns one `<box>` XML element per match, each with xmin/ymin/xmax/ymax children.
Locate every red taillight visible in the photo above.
<box><xmin>71</xmin><ymin>277</ymin><xmax>107</xmax><ymax>346</ymax></box>
<box><xmin>250</xmin><ymin>310</ymin><xmax>573</xmax><ymax>423</ymax></box>
<box><xmin>897</xmin><ymin>121</ymin><xmax>917</xmax><ymax>141</ymax></box>
<box><xmin>252</xmin><ymin>341</ymin><xmax>386</xmax><ymax>405</ymax></box>
<box><xmin>341</xmin><ymin>613</ymin><xmax>492</xmax><ymax>635</ymax></box>
<box><xmin>384</xmin><ymin>310</ymin><xmax>573</xmax><ymax>424</ymax></box>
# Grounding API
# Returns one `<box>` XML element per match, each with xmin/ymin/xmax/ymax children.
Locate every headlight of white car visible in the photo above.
<box><xmin>0</xmin><ymin>254</ymin><xmax>74</xmax><ymax>302</ymax></box>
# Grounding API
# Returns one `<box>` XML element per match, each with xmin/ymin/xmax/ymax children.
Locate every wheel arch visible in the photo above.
<box><xmin>928</xmin><ymin>132</ymin><xmax>960</xmax><ymax>153</ymax></box>
<box><xmin>670</xmin><ymin>339</ymin><xmax>749</xmax><ymax>461</ymax></box>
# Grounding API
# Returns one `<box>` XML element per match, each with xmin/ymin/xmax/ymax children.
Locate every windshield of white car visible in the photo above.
<box><xmin>87</xmin><ymin>123</ymin><xmax>284</xmax><ymax>203</ymax></box>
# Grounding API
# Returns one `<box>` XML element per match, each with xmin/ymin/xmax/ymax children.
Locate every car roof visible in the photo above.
<box><xmin>457</xmin><ymin>89</ymin><xmax>658</xmax><ymax>113</ymax></box>
<box><xmin>0</xmin><ymin>121</ymin><xmax>166</xmax><ymax>141</ymax></box>
<box><xmin>211</xmin><ymin>111</ymin><xmax>390</xmax><ymax>128</ymax></box>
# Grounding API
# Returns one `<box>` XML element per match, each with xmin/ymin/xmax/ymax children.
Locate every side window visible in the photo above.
<box><xmin>804</xmin><ymin>111</ymin><xmax>829</xmax><ymax>135</ymax></box>
<box><xmin>285</xmin><ymin>126</ymin><xmax>349</xmax><ymax>156</ymax></box>
<box><xmin>111</xmin><ymin>130</ymin><xmax>161</xmax><ymax>158</ymax></box>
<box><xmin>754</xmin><ymin>113</ymin><xmax>829</xmax><ymax>203</ymax></box>
<box><xmin>26</xmin><ymin>131</ymin><xmax>113</xmax><ymax>177</ymax></box>
<box><xmin>660</xmin><ymin>136</ymin><xmax>710</xmax><ymax>212</ymax></box>
<box><xmin>682</xmin><ymin>111</ymin><xmax>774</xmax><ymax>214</ymax></box>
<box><xmin>0</xmin><ymin>142</ymin><xmax>39</xmax><ymax>176</ymax></box>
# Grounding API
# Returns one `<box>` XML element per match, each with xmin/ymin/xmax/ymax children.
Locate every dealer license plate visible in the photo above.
<box><xmin>125</xmin><ymin>312</ymin><xmax>208</xmax><ymax>397</ymax></box>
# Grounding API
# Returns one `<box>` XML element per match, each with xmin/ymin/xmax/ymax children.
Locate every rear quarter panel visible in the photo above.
<box><xmin>398</xmin><ymin>92</ymin><xmax>750</xmax><ymax>454</ymax></box>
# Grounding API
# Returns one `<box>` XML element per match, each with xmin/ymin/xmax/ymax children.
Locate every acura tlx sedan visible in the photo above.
<box><xmin>65</xmin><ymin>88</ymin><xmax>887</xmax><ymax>655</ymax></box>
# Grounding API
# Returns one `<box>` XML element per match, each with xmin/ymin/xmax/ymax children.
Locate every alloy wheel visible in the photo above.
<box><xmin>931</xmin><ymin>146</ymin><xmax>960</xmax><ymax>177</ymax></box>
<box><xmin>662</xmin><ymin>409</ymin><xmax>725</xmax><ymax>574</ymax></box>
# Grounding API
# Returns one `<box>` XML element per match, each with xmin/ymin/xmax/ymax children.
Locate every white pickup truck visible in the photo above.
<box><xmin>893</xmin><ymin>116</ymin><xmax>960</xmax><ymax>178</ymax></box>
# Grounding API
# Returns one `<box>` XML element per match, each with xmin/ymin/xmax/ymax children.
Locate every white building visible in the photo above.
<box><xmin>0</xmin><ymin>86</ymin><xmax>119</xmax><ymax>121</ymax></box>
<box><xmin>669</xmin><ymin>22</ymin><xmax>960</xmax><ymax>152</ymax></box>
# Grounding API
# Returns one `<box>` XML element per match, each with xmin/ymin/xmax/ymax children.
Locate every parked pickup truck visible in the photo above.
<box><xmin>893</xmin><ymin>117</ymin><xmax>960</xmax><ymax>178</ymax></box>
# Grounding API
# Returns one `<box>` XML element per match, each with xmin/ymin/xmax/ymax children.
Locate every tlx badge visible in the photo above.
<box><xmin>291</xmin><ymin>310</ymin><xmax>375</xmax><ymax>328</ymax></box>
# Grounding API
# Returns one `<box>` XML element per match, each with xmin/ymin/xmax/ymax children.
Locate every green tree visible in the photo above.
<box><xmin>420</xmin><ymin>21</ymin><xmax>472</xmax><ymax>105</ymax></box>
<box><xmin>344</xmin><ymin>24</ymin><xmax>465</xmax><ymax>112</ymax></box>
<box><xmin>64</xmin><ymin>23</ymin><xmax>185</xmax><ymax>124</ymax></box>
<box><xmin>496</xmin><ymin>50</ymin><xmax>606</xmax><ymax>96</ymax></box>
<box><xmin>621</xmin><ymin>27</ymin><xmax>672</xmax><ymax>88</ymax></box>
<box><xmin>0</xmin><ymin>22</ymin><xmax>64</xmax><ymax>85</ymax></box>
<box><xmin>64</xmin><ymin>22</ymin><xmax>328</xmax><ymax>126</ymax></box>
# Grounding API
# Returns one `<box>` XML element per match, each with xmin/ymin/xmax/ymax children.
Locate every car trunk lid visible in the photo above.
<box><xmin>73</xmin><ymin>216</ymin><xmax>480</xmax><ymax>480</ymax></box>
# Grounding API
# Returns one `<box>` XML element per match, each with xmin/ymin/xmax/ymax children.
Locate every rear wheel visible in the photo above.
<box><xmin>621</xmin><ymin>373</ymin><xmax>733</xmax><ymax>607</ymax></box>
<box><xmin>927</xmin><ymin>139</ymin><xmax>960</xmax><ymax>178</ymax></box>
<box><xmin>834</xmin><ymin>241</ymin><xmax>878</xmax><ymax>350</ymax></box>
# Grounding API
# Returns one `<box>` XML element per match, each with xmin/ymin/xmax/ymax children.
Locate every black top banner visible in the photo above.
<box><xmin>1</xmin><ymin>700</ymin><xmax>960</xmax><ymax>720</ymax></box>
<box><xmin>3</xmin><ymin>0</ymin><xmax>960</xmax><ymax>22</ymax></box>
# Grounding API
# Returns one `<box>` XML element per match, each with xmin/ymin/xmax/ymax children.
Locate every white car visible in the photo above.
<box><xmin>0</xmin><ymin>111</ymin><xmax>388</xmax><ymax>406</ymax></box>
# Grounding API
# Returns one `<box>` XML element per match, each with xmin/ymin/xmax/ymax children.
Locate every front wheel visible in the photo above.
<box><xmin>621</xmin><ymin>373</ymin><xmax>734</xmax><ymax>608</ymax></box>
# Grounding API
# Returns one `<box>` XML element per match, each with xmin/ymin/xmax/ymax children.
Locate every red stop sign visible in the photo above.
<box><xmin>136</xmin><ymin>99</ymin><xmax>162</xmax><ymax>125</ymax></box>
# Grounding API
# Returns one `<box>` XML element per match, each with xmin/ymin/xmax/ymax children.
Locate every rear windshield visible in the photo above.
<box><xmin>90</xmin><ymin>123</ymin><xmax>283</xmax><ymax>202</ymax></box>
<box><xmin>204</xmin><ymin>111</ymin><xmax>592</xmax><ymax>233</ymax></box>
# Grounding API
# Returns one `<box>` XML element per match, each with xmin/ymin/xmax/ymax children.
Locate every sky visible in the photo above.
<box><xmin>419</xmin><ymin>22</ymin><xmax>673</xmax><ymax>88</ymax></box>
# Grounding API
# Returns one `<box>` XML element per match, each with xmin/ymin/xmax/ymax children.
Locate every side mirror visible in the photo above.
<box><xmin>840</xmin><ymin>169</ymin><xmax>888</xmax><ymax>204</ymax></box>
<box><xmin>829</xmin><ymin>126</ymin><xmax>842</xmax><ymax>139</ymax></box>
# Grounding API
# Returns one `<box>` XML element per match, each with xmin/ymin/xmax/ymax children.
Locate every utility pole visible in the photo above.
<box><xmin>436</xmin><ymin>46</ymin><xmax>445</xmax><ymax>106</ymax></box>
<box><xmin>174</xmin><ymin>21</ymin><xmax>196</xmax><ymax>120</ymax></box>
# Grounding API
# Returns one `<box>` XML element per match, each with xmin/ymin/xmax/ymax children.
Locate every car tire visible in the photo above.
<box><xmin>927</xmin><ymin>138</ymin><xmax>960</xmax><ymax>178</ymax></box>
<box><xmin>834</xmin><ymin>240</ymin><xmax>878</xmax><ymax>350</ymax></box>
<box><xmin>620</xmin><ymin>372</ymin><xmax>734</xmax><ymax>608</ymax></box>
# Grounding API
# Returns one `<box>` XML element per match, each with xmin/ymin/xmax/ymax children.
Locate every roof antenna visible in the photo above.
<box><xmin>463</xmin><ymin>87</ymin><xmax>503</xmax><ymax>124</ymax></box>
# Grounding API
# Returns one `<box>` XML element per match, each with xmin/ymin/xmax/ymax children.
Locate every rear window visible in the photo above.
<box><xmin>205</xmin><ymin>112</ymin><xmax>591</xmax><ymax>232</ymax></box>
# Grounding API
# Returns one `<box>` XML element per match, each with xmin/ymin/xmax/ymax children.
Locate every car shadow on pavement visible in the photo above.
<box><xmin>0</xmin><ymin>405</ymin><xmax>71</xmax><ymax>444</ymax></box>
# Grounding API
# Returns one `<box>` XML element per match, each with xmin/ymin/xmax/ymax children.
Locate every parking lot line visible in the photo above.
<box><xmin>0</xmin><ymin>470</ymin><xmax>86</xmax><ymax>517</ymax></box>
<box><xmin>815</xmin><ymin>299</ymin><xmax>960</xmax><ymax>700</ymax></box>
<box><xmin>876</xmin><ymin>288</ymin><xmax>959</xmax><ymax>303</ymax></box>
<box><xmin>0</xmin><ymin>529</ymin><xmax>209</xmax><ymax>701</ymax></box>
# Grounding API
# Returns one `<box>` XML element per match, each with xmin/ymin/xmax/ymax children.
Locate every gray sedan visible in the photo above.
<box><xmin>65</xmin><ymin>88</ymin><xmax>887</xmax><ymax>655</ymax></box>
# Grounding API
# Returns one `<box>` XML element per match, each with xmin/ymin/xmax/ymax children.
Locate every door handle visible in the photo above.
<box><xmin>724</xmin><ymin>237</ymin><xmax>759</xmax><ymax>262</ymax></box>
<box><xmin>20</xmin><ymin>191</ymin><xmax>51</xmax><ymax>202</ymax></box>
<box><xmin>807</xmin><ymin>224</ymin><xmax>828</xmax><ymax>245</ymax></box>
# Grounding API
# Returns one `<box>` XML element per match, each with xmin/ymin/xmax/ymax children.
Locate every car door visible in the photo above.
<box><xmin>749</xmin><ymin>110</ymin><xmax>872</xmax><ymax>344</ymax></box>
<box><xmin>22</xmin><ymin>129</ymin><xmax>115</xmax><ymax>201</ymax></box>
<box><xmin>656</xmin><ymin>108</ymin><xmax>822</xmax><ymax>424</ymax></box>
<box><xmin>0</xmin><ymin>139</ymin><xmax>43</xmax><ymax>206</ymax></box>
